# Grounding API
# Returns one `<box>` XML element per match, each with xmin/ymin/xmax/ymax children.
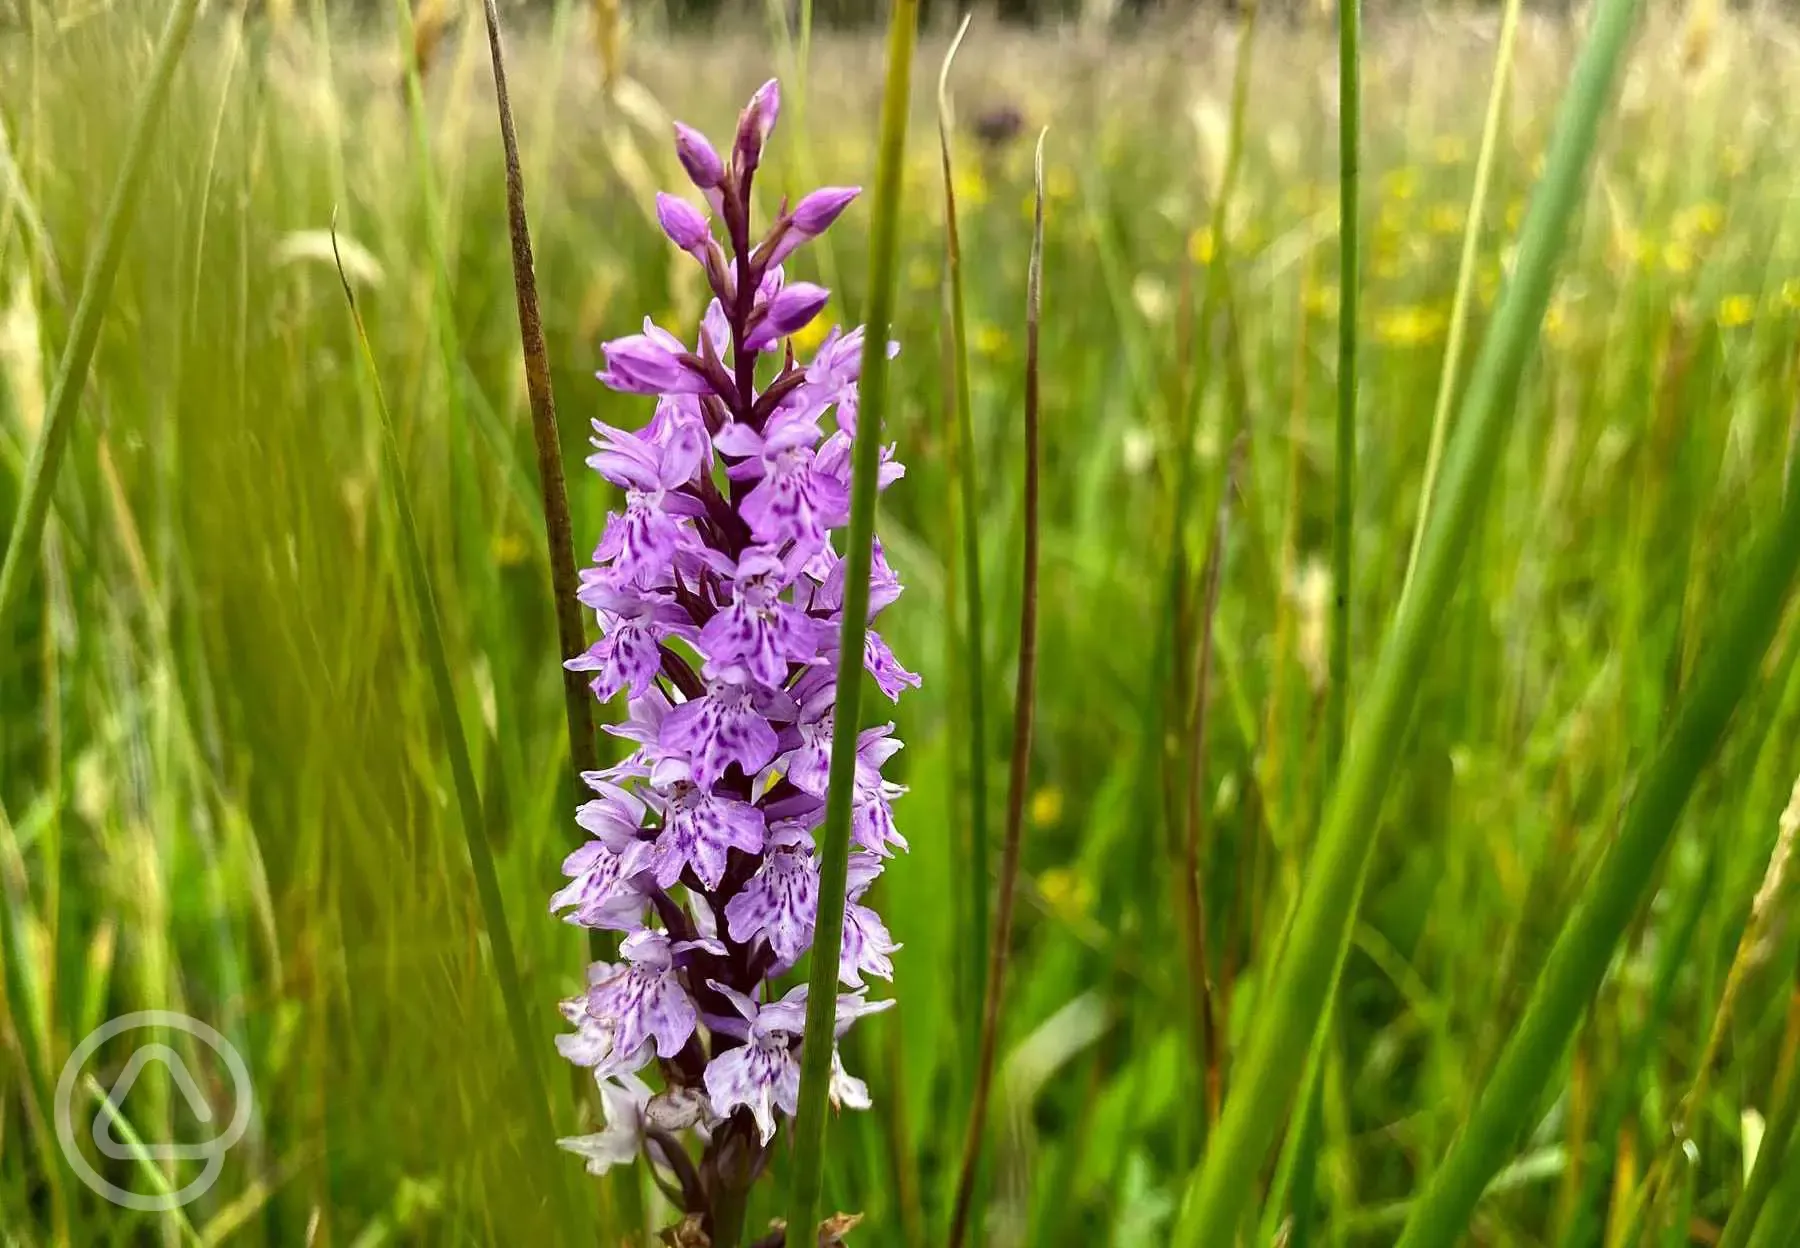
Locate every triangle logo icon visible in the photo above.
<box><xmin>92</xmin><ymin>1044</ymin><xmax>215</xmax><ymax>1161</ymax></box>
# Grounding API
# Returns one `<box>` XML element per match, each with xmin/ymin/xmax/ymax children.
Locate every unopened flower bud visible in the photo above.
<box><xmin>656</xmin><ymin>192</ymin><xmax>712</xmax><ymax>256</ymax></box>
<box><xmin>745</xmin><ymin>281</ymin><xmax>829</xmax><ymax>352</ymax></box>
<box><xmin>733</xmin><ymin>79</ymin><xmax>781</xmax><ymax>176</ymax></box>
<box><xmin>674</xmin><ymin>122</ymin><xmax>725</xmax><ymax>190</ymax></box>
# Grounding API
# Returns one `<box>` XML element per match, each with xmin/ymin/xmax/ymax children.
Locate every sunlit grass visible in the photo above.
<box><xmin>6</xmin><ymin>4</ymin><xmax>1800</xmax><ymax>1244</ymax></box>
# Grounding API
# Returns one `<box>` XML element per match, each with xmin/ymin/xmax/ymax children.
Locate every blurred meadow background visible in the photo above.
<box><xmin>6</xmin><ymin>0</ymin><xmax>1800</xmax><ymax>1243</ymax></box>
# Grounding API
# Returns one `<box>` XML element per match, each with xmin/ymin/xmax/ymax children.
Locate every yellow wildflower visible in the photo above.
<box><xmin>1673</xmin><ymin>202</ymin><xmax>1724</xmax><ymax>239</ymax></box>
<box><xmin>1382</xmin><ymin>166</ymin><xmax>1420</xmax><ymax>202</ymax></box>
<box><xmin>1188</xmin><ymin>225</ymin><xmax>1216</xmax><ymax>266</ymax></box>
<box><xmin>1543</xmin><ymin>300</ymin><xmax>1575</xmax><ymax>348</ymax></box>
<box><xmin>1427</xmin><ymin>202</ymin><xmax>1465</xmax><ymax>235</ymax></box>
<box><xmin>1029</xmin><ymin>786</ymin><xmax>1065</xmax><ymax>827</ymax></box>
<box><xmin>1037</xmin><ymin>866</ymin><xmax>1093</xmax><ymax>924</ymax></box>
<box><xmin>790</xmin><ymin>311</ymin><xmax>832</xmax><ymax>354</ymax></box>
<box><xmin>1661</xmin><ymin>240</ymin><xmax>1696</xmax><ymax>276</ymax></box>
<box><xmin>492</xmin><ymin>532</ymin><xmax>530</xmax><ymax>566</ymax></box>
<box><xmin>1374</xmin><ymin>304</ymin><xmax>1447</xmax><ymax>347</ymax></box>
<box><xmin>952</xmin><ymin>164</ymin><xmax>988</xmax><ymax>208</ymax></box>
<box><xmin>1716</xmin><ymin>294</ymin><xmax>1755</xmax><ymax>328</ymax></box>
<box><xmin>974</xmin><ymin>323</ymin><xmax>1010</xmax><ymax>358</ymax></box>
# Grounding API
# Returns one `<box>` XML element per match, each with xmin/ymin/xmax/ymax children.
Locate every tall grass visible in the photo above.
<box><xmin>7</xmin><ymin>4</ymin><xmax>1800</xmax><ymax>1243</ymax></box>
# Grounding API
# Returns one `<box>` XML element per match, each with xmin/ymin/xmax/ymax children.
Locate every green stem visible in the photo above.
<box><xmin>0</xmin><ymin>0</ymin><xmax>204</xmax><ymax>625</ymax></box>
<box><xmin>1172</xmin><ymin>0</ymin><xmax>1644</xmax><ymax>1229</ymax></box>
<box><xmin>1326</xmin><ymin>0</ymin><xmax>1360</xmax><ymax>784</ymax></box>
<box><xmin>782</xmin><ymin>3</ymin><xmax>918</xmax><ymax>1242</ymax></box>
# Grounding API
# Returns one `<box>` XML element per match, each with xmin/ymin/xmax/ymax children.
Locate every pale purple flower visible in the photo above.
<box><xmin>715</xmin><ymin>408</ymin><xmax>849</xmax><ymax>548</ymax></box>
<box><xmin>660</xmin><ymin>677</ymin><xmax>792</xmax><ymax>788</ymax></box>
<box><xmin>598</xmin><ymin>320</ymin><xmax>712</xmax><ymax>396</ymax></box>
<box><xmin>840</xmin><ymin>855</ymin><xmax>898</xmax><ymax>987</ymax></box>
<box><xmin>851</xmin><ymin>726</ymin><xmax>909</xmax><ymax>857</ymax></box>
<box><xmin>745</xmin><ymin>281</ymin><xmax>831</xmax><ymax>353</ymax></box>
<box><xmin>584</xmin><ymin>931</ymin><xmax>699</xmax><ymax>1067</ymax></box>
<box><xmin>759</xmin><ymin>187</ymin><xmax>861</xmax><ymax>269</ymax></box>
<box><xmin>567</xmin><ymin>585</ymin><xmax>692</xmax><ymax>702</ymax></box>
<box><xmin>701</xmin><ymin>981</ymin><xmax>888</xmax><ymax>1146</ymax></box>
<box><xmin>557</xmin><ymin>1072</ymin><xmax>653</xmax><ymax>1174</ymax></box>
<box><xmin>696</xmin><ymin>547</ymin><xmax>822</xmax><ymax>686</ymax></box>
<box><xmin>864</xmin><ymin>631</ymin><xmax>922</xmax><ymax>702</ymax></box>
<box><xmin>724</xmin><ymin>825</ymin><xmax>819</xmax><ymax>964</ymax></box>
<box><xmin>645</xmin><ymin>775</ymin><xmax>766</xmax><ymax>890</ymax></box>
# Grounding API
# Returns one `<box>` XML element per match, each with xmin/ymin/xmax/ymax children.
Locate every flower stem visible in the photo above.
<box><xmin>477</xmin><ymin>0</ymin><xmax>596</xmax><ymax>785</ymax></box>
<box><xmin>782</xmin><ymin>2</ymin><xmax>918</xmax><ymax>1242</ymax></box>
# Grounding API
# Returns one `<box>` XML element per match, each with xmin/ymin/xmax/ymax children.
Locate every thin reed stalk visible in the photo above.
<box><xmin>936</xmin><ymin>13</ymin><xmax>993</xmax><ymax>1057</ymax></box>
<box><xmin>1401</xmin><ymin>0</ymin><xmax>1523</xmax><ymax>605</ymax></box>
<box><xmin>947</xmin><ymin>128</ymin><xmax>1046</xmax><ymax>1248</ymax></box>
<box><xmin>0</xmin><ymin>0</ymin><xmax>203</xmax><ymax>624</ymax></box>
<box><xmin>1181</xmin><ymin>429</ymin><xmax>1246</xmax><ymax>1127</ymax></box>
<box><xmin>1173</xmin><ymin>0</ymin><xmax>1647</xmax><ymax>1230</ymax></box>
<box><xmin>1326</xmin><ymin>0</ymin><xmax>1360</xmax><ymax>781</ymax></box>
<box><xmin>782</xmin><ymin>3</ymin><xmax>918</xmax><ymax>1240</ymax></box>
<box><xmin>478</xmin><ymin>0</ymin><xmax>596</xmax><ymax>782</ymax></box>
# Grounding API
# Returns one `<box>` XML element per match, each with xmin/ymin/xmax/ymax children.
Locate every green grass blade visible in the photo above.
<box><xmin>0</xmin><ymin>0</ymin><xmax>203</xmax><ymax>625</ymax></box>
<box><xmin>1172</xmin><ymin>0</ymin><xmax>1647</xmax><ymax>1232</ymax></box>
<box><xmin>81</xmin><ymin>1072</ymin><xmax>204</xmax><ymax>1248</ymax></box>
<box><xmin>330</xmin><ymin>231</ymin><xmax>579</xmax><ymax>1234</ymax></box>
<box><xmin>1741</xmin><ymin>1098</ymin><xmax>1800</xmax><ymax>1248</ymax></box>
<box><xmin>1394</xmin><ymin>424</ymin><xmax>1800</xmax><ymax>1248</ymax></box>
<box><xmin>1718</xmin><ymin>1002</ymin><xmax>1800</xmax><ymax>1248</ymax></box>
<box><xmin>1400</xmin><ymin>0</ymin><xmax>1523</xmax><ymax>604</ymax></box>
<box><xmin>783</xmin><ymin>2</ymin><xmax>918</xmax><ymax>1241</ymax></box>
<box><xmin>936</xmin><ymin>12</ymin><xmax>993</xmax><ymax>1062</ymax></box>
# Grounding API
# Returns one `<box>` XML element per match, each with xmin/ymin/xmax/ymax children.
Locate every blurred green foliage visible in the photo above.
<box><xmin>4</xmin><ymin>2</ymin><xmax>1800</xmax><ymax>1244</ymax></box>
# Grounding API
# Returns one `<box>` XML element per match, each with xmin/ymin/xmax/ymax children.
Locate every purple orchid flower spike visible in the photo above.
<box><xmin>550</xmin><ymin>75</ymin><xmax>915</xmax><ymax>1244</ymax></box>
